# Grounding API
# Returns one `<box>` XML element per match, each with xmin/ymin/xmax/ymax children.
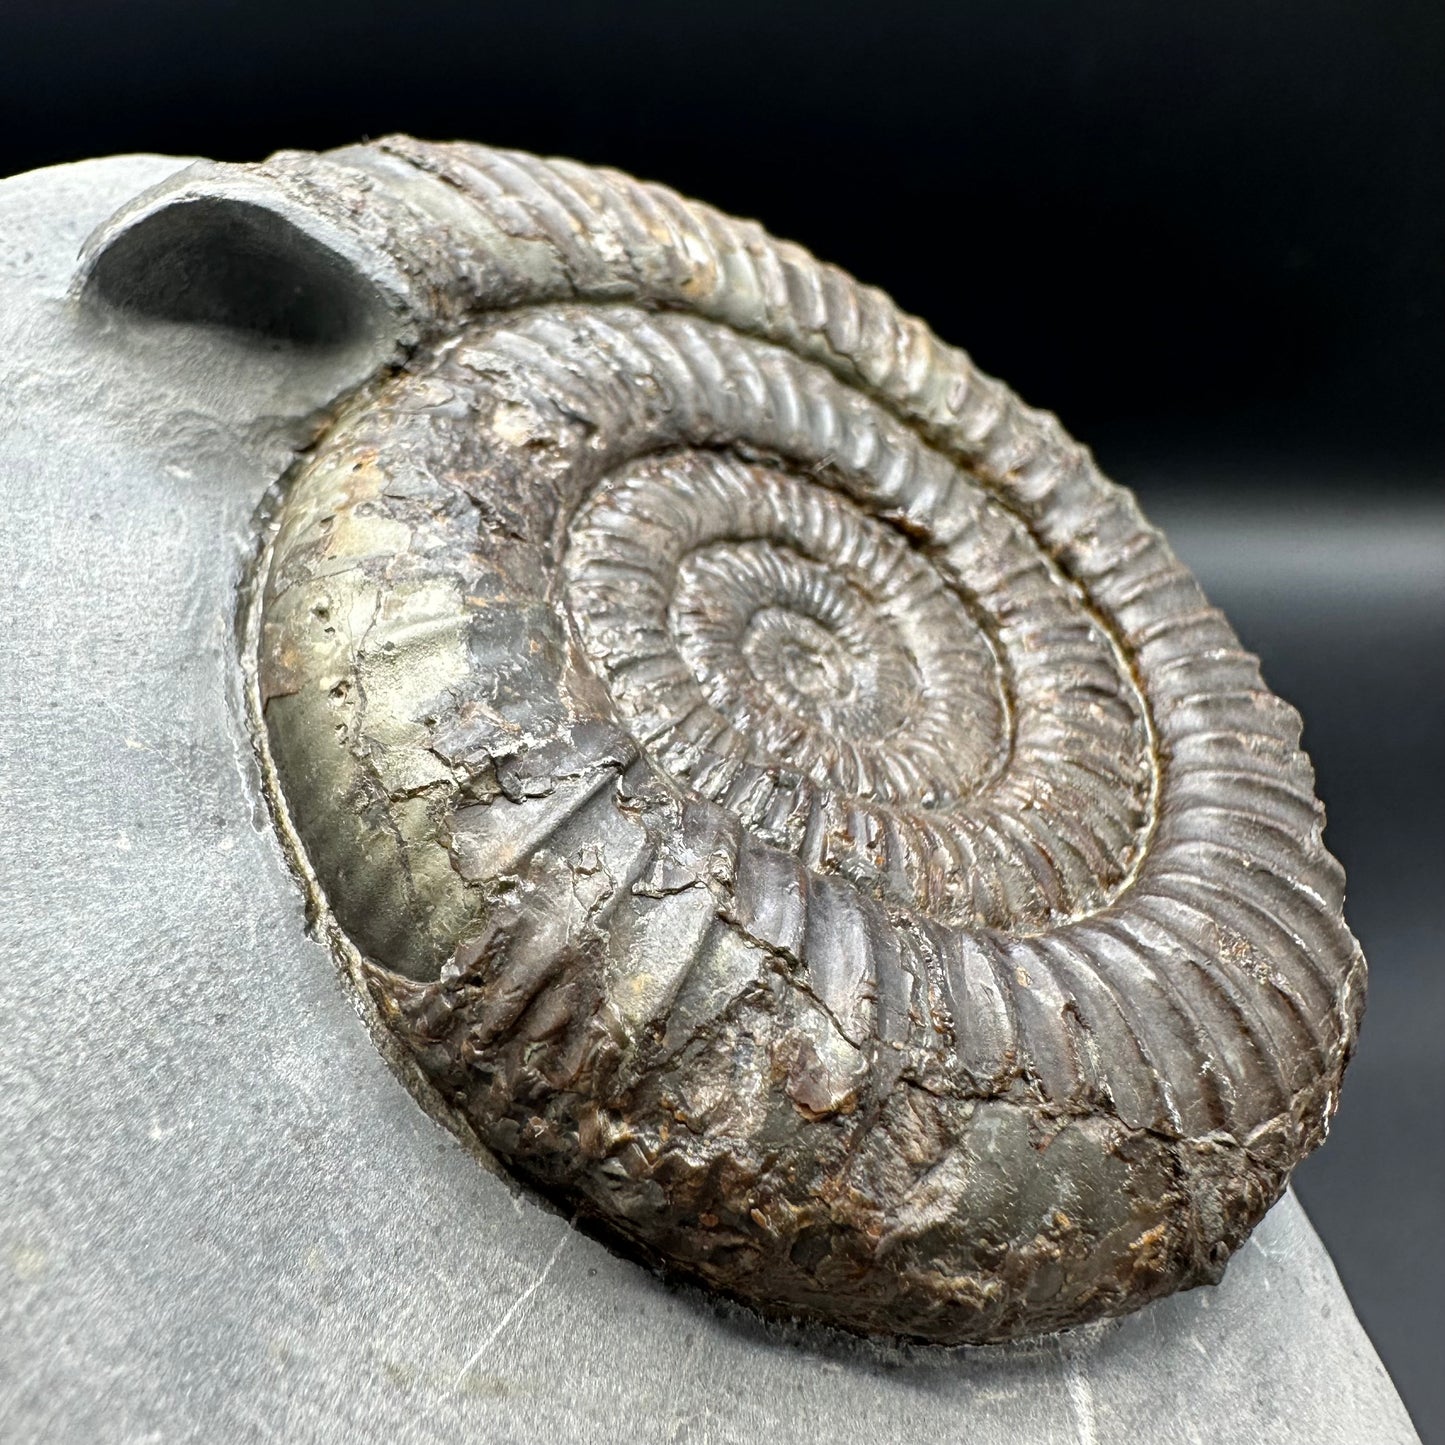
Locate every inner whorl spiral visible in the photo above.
<box><xmin>561</xmin><ymin>383</ymin><xmax>1154</xmax><ymax>932</ymax></box>
<box><xmin>236</xmin><ymin>137</ymin><xmax>1364</xmax><ymax>1344</ymax></box>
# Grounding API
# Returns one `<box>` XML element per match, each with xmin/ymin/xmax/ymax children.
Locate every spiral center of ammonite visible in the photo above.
<box><xmin>671</xmin><ymin>539</ymin><xmax>928</xmax><ymax>751</ymax></box>
<box><xmin>563</xmin><ymin>436</ymin><xmax>1155</xmax><ymax>926</ymax></box>
<box><xmin>747</xmin><ymin>610</ymin><xmax>852</xmax><ymax>704</ymax></box>
<box><xmin>566</xmin><ymin>451</ymin><xmax>1007</xmax><ymax>832</ymax></box>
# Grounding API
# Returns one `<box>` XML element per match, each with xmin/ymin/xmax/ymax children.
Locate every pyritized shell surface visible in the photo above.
<box><xmin>246</xmin><ymin>138</ymin><xmax>1363</xmax><ymax>1343</ymax></box>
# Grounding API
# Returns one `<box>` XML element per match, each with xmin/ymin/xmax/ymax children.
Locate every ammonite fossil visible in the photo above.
<box><xmin>108</xmin><ymin>138</ymin><xmax>1365</xmax><ymax>1343</ymax></box>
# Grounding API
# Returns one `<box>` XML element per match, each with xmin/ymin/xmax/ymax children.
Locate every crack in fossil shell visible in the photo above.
<box><xmin>231</xmin><ymin>138</ymin><xmax>1365</xmax><ymax>1344</ymax></box>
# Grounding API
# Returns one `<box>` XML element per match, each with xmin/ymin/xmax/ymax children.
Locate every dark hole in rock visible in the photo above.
<box><xmin>84</xmin><ymin>195</ymin><xmax>382</xmax><ymax>348</ymax></box>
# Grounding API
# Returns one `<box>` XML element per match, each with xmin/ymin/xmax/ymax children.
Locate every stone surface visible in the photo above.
<box><xmin>0</xmin><ymin>153</ymin><xmax>1420</xmax><ymax>1443</ymax></box>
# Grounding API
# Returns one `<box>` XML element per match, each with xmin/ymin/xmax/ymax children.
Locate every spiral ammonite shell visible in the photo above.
<box><xmin>240</xmin><ymin>137</ymin><xmax>1362</xmax><ymax>1342</ymax></box>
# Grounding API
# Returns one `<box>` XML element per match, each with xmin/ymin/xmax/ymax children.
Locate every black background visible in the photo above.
<box><xmin>4</xmin><ymin>1</ymin><xmax>1441</xmax><ymax>1437</ymax></box>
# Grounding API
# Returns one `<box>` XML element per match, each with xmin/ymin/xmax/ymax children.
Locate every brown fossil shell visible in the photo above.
<box><xmin>224</xmin><ymin>138</ymin><xmax>1359</xmax><ymax>1343</ymax></box>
